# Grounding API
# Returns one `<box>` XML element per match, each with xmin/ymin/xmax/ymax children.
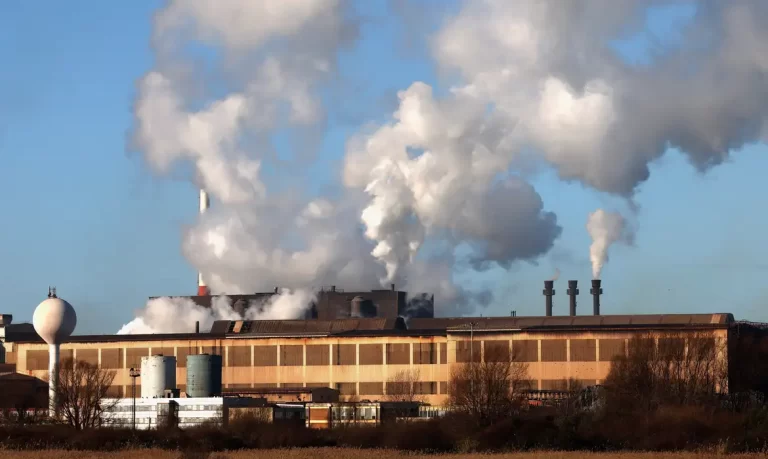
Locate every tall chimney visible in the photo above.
<box><xmin>197</xmin><ymin>189</ymin><xmax>211</xmax><ymax>296</ymax></box>
<box><xmin>590</xmin><ymin>279</ymin><xmax>602</xmax><ymax>315</ymax></box>
<box><xmin>195</xmin><ymin>321</ymin><xmax>200</xmax><ymax>334</ymax></box>
<box><xmin>567</xmin><ymin>280</ymin><xmax>579</xmax><ymax>316</ymax></box>
<box><xmin>391</xmin><ymin>283</ymin><xmax>395</xmax><ymax>292</ymax></box>
<box><xmin>543</xmin><ymin>281</ymin><xmax>555</xmax><ymax>316</ymax></box>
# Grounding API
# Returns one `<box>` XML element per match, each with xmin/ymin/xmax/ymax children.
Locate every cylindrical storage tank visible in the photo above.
<box><xmin>186</xmin><ymin>354</ymin><xmax>222</xmax><ymax>398</ymax></box>
<box><xmin>140</xmin><ymin>355</ymin><xmax>177</xmax><ymax>398</ymax></box>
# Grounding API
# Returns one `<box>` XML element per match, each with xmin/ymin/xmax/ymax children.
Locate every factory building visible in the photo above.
<box><xmin>1</xmin><ymin>314</ymin><xmax>736</xmax><ymax>406</ymax></box>
<box><xmin>165</xmin><ymin>285</ymin><xmax>435</xmax><ymax>320</ymax></box>
<box><xmin>1</xmin><ymin>280</ymin><xmax>766</xmax><ymax>409</ymax></box>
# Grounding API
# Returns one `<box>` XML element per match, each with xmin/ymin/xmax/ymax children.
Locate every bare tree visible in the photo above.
<box><xmin>448</xmin><ymin>347</ymin><xmax>530</xmax><ymax>425</ymax></box>
<box><xmin>51</xmin><ymin>359</ymin><xmax>117</xmax><ymax>430</ymax></box>
<box><xmin>385</xmin><ymin>368</ymin><xmax>424</xmax><ymax>403</ymax></box>
<box><xmin>604</xmin><ymin>332</ymin><xmax>728</xmax><ymax>412</ymax></box>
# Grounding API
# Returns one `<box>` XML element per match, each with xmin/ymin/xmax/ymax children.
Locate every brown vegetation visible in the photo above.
<box><xmin>385</xmin><ymin>369</ymin><xmax>424</xmax><ymax>403</ymax></box>
<box><xmin>0</xmin><ymin>449</ymin><xmax>767</xmax><ymax>459</ymax></box>
<box><xmin>53</xmin><ymin>358</ymin><xmax>117</xmax><ymax>430</ymax></box>
<box><xmin>604</xmin><ymin>333</ymin><xmax>727</xmax><ymax>412</ymax></box>
<box><xmin>2</xmin><ymin>333</ymin><xmax>768</xmax><ymax>453</ymax></box>
<box><xmin>448</xmin><ymin>346</ymin><xmax>529</xmax><ymax>425</ymax></box>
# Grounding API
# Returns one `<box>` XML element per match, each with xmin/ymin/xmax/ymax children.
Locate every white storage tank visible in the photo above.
<box><xmin>140</xmin><ymin>355</ymin><xmax>176</xmax><ymax>398</ymax></box>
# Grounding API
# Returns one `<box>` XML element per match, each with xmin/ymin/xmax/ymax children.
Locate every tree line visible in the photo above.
<box><xmin>2</xmin><ymin>331</ymin><xmax>768</xmax><ymax>452</ymax></box>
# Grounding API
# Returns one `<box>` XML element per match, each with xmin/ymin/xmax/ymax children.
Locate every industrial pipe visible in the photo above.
<box><xmin>590</xmin><ymin>279</ymin><xmax>603</xmax><ymax>316</ymax></box>
<box><xmin>567</xmin><ymin>280</ymin><xmax>579</xmax><ymax>316</ymax></box>
<box><xmin>543</xmin><ymin>280</ymin><xmax>555</xmax><ymax>317</ymax></box>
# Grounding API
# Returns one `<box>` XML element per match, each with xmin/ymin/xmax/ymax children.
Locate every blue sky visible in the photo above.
<box><xmin>1</xmin><ymin>1</ymin><xmax>767</xmax><ymax>334</ymax></box>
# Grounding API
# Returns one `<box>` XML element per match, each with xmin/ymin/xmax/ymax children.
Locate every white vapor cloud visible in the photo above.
<box><xmin>586</xmin><ymin>209</ymin><xmax>635</xmax><ymax>279</ymax></box>
<box><xmin>118</xmin><ymin>289</ymin><xmax>316</xmax><ymax>335</ymax></box>
<box><xmin>125</xmin><ymin>0</ymin><xmax>768</xmax><ymax>329</ymax></box>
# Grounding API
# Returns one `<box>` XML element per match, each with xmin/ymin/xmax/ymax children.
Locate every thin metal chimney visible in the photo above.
<box><xmin>567</xmin><ymin>280</ymin><xmax>579</xmax><ymax>316</ymax></box>
<box><xmin>195</xmin><ymin>321</ymin><xmax>200</xmax><ymax>334</ymax></box>
<box><xmin>197</xmin><ymin>189</ymin><xmax>211</xmax><ymax>296</ymax></box>
<box><xmin>390</xmin><ymin>283</ymin><xmax>395</xmax><ymax>292</ymax></box>
<box><xmin>543</xmin><ymin>281</ymin><xmax>555</xmax><ymax>317</ymax></box>
<box><xmin>590</xmin><ymin>279</ymin><xmax>602</xmax><ymax>315</ymax></box>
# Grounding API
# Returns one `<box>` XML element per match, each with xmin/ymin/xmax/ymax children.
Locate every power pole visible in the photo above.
<box><xmin>129</xmin><ymin>367</ymin><xmax>140</xmax><ymax>430</ymax></box>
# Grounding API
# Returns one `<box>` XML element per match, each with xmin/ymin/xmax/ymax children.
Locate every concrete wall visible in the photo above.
<box><xmin>10</xmin><ymin>328</ymin><xmax>729</xmax><ymax>406</ymax></box>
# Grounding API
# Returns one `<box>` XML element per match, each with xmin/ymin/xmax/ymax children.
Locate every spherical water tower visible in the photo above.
<box><xmin>32</xmin><ymin>287</ymin><xmax>77</xmax><ymax>418</ymax></box>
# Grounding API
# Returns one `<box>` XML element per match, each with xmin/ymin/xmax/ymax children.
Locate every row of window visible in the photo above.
<box><xmin>24</xmin><ymin>338</ymin><xmax>717</xmax><ymax>371</ymax></box>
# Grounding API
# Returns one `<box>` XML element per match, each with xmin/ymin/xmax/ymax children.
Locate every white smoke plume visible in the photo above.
<box><xmin>344</xmin><ymin>83</ymin><xmax>562</xmax><ymax>285</ymax></box>
<box><xmin>125</xmin><ymin>0</ymin><xmax>768</xmax><ymax>328</ymax></box>
<box><xmin>427</xmin><ymin>0</ymin><xmax>768</xmax><ymax>195</ymax></box>
<box><xmin>586</xmin><ymin>209</ymin><xmax>635</xmax><ymax>279</ymax></box>
<box><xmin>117</xmin><ymin>289</ymin><xmax>316</xmax><ymax>335</ymax></box>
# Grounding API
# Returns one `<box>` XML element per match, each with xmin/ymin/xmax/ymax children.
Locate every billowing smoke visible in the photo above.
<box><xmin>125</xmin><ymin>0</ymin><xmax>768</xmax><ymax>329</ymax></box>
<box><xmin>118</xmin><ymin>289</ymin><xmax>316</xmax><ymax>334</ymax></box>
<box><xmin>344</xmin><ymin>83</ymin><xmax>562</xmax><ymax>285</ymax></box>
<box><xmin>586</xmin><ymin>209</ymin><xmax>634</xmax><ymax>279</ymax></box>
<box><xmin>427</xmin><ymin>0</ymin><xmax>768</xmax><ymax>195</ymax></box>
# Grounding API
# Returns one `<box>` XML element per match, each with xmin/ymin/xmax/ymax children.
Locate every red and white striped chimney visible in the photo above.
<box><xmin>197</xmin><ymin>189</ymin><xmax>210</xmax><ymax>296</ymax></box>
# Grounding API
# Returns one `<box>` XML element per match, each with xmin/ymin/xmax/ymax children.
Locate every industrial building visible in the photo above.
<box><xmin>2</xmin><ymin>279</ymin><xmax>767</xmax><ymax>413</ymax></box>
<box><xmin>100</xmin><ymin>352</ymin><xmax>422</xmax><ymax>429</ymax></box>
<box><xmin>168</xmin><ymin>285</ymin><xmax>435</xmax><ymax>320</ymax></box>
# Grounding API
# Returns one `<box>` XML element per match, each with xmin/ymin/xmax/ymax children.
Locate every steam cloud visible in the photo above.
<box><xmin>586</xmin><ymin>209</ymin><xmax>634</xmax><ymax>279</ymax></box>
<box><xmin>124</xmin><ymin>0</ymin><xmax>768</xmax><ymax>331</ymax></box>
<box><xmin>118</xmin><ymin>289</ymin><xmax>316</xmax><ymax>334</ymax></box>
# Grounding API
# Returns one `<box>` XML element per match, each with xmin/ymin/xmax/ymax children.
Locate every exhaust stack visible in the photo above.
<box><xmin>567</xmin><ymin>280</ymin><xmax>579</xmax><ymax>316</ymax></box>
<box><xmin>590</xmin><ymin>279</ymin><xmax>602</xmax><ymax>315</ymax></box>
<box><xmin>197</xmin><ymin>189</ymin><xmax>210</xmax><ymax>296</ymax></box>
<box><xmin>543</xmin><ymin>281</ymin><xmax>555</xmax><ymax>317</ymax></box>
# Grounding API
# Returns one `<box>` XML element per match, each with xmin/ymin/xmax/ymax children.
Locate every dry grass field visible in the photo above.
<box><xmin>0</xmin><ymin>449</ymin><xmax>765</xmax><ymax>459</ymax></box>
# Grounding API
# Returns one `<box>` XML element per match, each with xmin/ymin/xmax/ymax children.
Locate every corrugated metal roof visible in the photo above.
<box><xmin>4</xmin><ymin>314</ymin><xmax>735</xmax><ymax>344</ymax></box>
<box><xmin>217</xmin><ymin>317</ymin><xmax>407</xmax><ymax>337</ymax></box>
<box><xmin>6</xmin><ymin>331</ymin><xmax>226</xmax><ymax>344</ymax></box>
<box><xmin>409</xmin><ymin>313</ymin><xmax>734</xmax><ymax>331</ymax></box>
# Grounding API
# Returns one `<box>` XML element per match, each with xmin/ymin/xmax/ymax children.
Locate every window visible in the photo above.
<box><xmin>359</xmin><ymin>382</ymin><xmax>384</xmax><ymax>395</ymax></box>
<box><xmin>254</xmin><ymin>346</ymin><xmax>278</xmax><ymax>366</ymax></box>
<box><xmin>412</xmin><ymin>343</ymin><xmax>437</xmax><ymax>364</ymax></box>
<box><xmin>126</xmin><ymin>348</ymin><xmax>149</xmax><ymax>368</ymax></box>
<box><xmin>336</xmin><ymin>383</ymin><xmax>356</xmax><ymax>395</ymax></box>
<box><xmin>599</xmin><ymin>339</ymin><xmax>625</xmax><ymax>362</ymax></box>
<box><xmin>280</xmin><ymin>345</ymin><xmax>303</xmax><ymax>366</ymax></box>
<box><xmin>306</xmin><ymin>345</ymin><xmax>330</xmax><ymax>366</ymax></box>
<box><xmin>386</xmin><ymin>343</ymin><xmax>410</xmax><ymax>365</ymax></box>
<box><xmin>228</xmin><ymin>346</ymin><xmax>251</xmax><ymax>367</ymax></box>
<box><xmin>541</xmin><ymin>340</ymin><xmax>567</xmax><ymax>362</ymax></box>
<box><xmin>484</xmin><ymin>340</ymin><xmax>510</xmax><ymax>362</ymax></box>
<box><xmin>26</xmin><ymin>350</ymin><xmax>49</xmax><ymax>370</ymax></box>
<box><xmin>333</xmin><ymin>344</ymin><xmax>356</xmax><ymax>365</ymax></box>
<box><xmin>570</xmin><ymin>339</ymin><xmax>597</xmax><ymax>362</ymax></box>
<box><xmin>455</xmin><ymin>341</ymin><xmax>481</xmax><ymax>363</ymax></box>
<box><xmin>512</xmin><ymin>340</ymin><xmax>538</xmax><ymax>362</ymax></box>
<box><xmin>359</xmin><ymin>344</ymin><xmax>383</xmax><ymax>365</ymax></box>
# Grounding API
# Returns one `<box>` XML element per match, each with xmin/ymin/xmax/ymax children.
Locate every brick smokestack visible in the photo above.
<box><xmin>197</xmin><ymin>189</ymin><xmax>211</xmax><ymax>296</ymax></box>
<box><xmin>590</xmin><ymin>279</ymin><xmax>602</xmax><ymax>315</ymax></box>
<box><xmin>543</xmin><ymin>280</ymin><xmax>555</xmax><ymax>316</ymax></box>
<box><xmin>567</xmin><ymin>280</ymin><xmax>579</xmax><ymax>316</ymax></box>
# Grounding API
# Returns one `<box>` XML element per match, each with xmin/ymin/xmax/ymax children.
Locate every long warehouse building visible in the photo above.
<box><xmin>5</xmin><ymin>312</ymin><xmax>768</xmax><ymax>406</ymax></box>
